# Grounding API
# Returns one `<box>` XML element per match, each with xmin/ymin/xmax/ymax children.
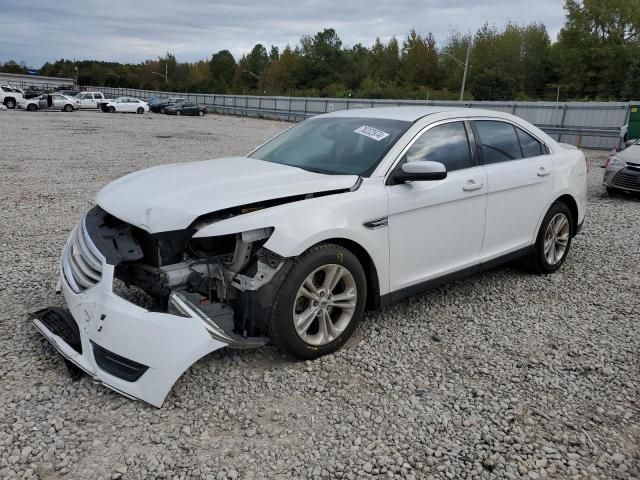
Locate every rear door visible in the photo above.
<box><xmin>474</xmin><ymin>120</ymin><xmax>553</xmax><ymax>260</ymax></box>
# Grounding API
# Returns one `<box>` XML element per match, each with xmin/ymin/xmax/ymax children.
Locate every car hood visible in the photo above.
<box><xmin>96</xmin><ymin>157</ymin><xmax>358</xmax><ymax>233</ymax></box>
<box><xmin>618</xmin><ymin>144</ymin><xmax>640</xmax><ymax>165</ymax></box>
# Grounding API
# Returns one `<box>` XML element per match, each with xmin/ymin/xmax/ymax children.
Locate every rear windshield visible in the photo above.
<box><xmin>250</xmin><ymin>117</ymin><xmax>410</xmax><ymax>176</ymax></box>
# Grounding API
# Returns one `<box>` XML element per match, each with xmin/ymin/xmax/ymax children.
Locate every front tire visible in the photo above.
<box><xmin>109</xmin><ymin>106</ymin><xmax>116</xmax><ymax>113</ymax></box>
<box><xmin>64</xmin><ymin>104</ymin><xmax>73</xmax><ymax>112</ymax></box>
<box><xmin>137</xmin><ymin>107</ymin><xmax>144</xmax><ymax>114</ymax></box>
<box><xmin>175</xmin><ymin>110</ymin><xmax>182</xmax><ymax>116</ymax></box>
<box><xmin>606</xmin><ymin>187</ymin><xmax>618</xmax><ymax>195</ymax></box>
<box><xmin>4</xmin><ymin>98</ymin><xmax>16</xmax><ymax>109</ymax></box>
<box><xmin>268</xmin><ymin>243</ymin><xmax>367</xmax><ymax>360</ymax></box>
<box><xmin>27</xmin><ymin>104</ymin><xmax>37</xmax><ymax>112</ymax></box>
<box><xmin>526</xmin><ymin>201</ymin><xmax>573</xmax><ymax>274</ymax></box>
<box><xmin>198</xmin><ymin>110</ymin><xmax>204</xmax><ymax>116</ymax></box>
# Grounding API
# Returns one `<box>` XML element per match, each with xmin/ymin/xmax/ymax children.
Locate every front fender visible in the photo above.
<box><xmin>193</xmin><ymin>179</ymin><xmax>391</xmax><ymax>295</ymax></box>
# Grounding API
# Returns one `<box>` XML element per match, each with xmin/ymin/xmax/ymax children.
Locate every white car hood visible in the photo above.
<box><xmin>96</xmin><ymin>157</ymin><xmax>358</xmax><ymax>233</ymax></box>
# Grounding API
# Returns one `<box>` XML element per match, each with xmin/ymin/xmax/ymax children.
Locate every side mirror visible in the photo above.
<box><xmin>393</xmin><ymin>161</ymin><xmax>447</xmax><ymax>183</ymax></box>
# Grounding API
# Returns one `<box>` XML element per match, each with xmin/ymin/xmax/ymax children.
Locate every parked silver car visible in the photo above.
<box><xmin>18</xmin><ymin>93</ymin><xmax>80</xmax><ymax>112</ymax></box>
<box><xmin>603</xmin><ymin>139</ymin><xmax>640</xmax><ymax>193</ymax></box>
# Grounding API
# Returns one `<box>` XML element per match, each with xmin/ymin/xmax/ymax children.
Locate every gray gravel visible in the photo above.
<box><xmin>0</xmin><ymin>109</ymin><xmax>638</xmax><ymax>480</ymax></box>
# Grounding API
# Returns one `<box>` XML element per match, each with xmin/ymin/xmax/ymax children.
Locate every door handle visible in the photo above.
<box><xmin>462</xmin><ymin>180</ymin><xmax>483</xmax><ymax>192</ymax></box>
<box><xmin>537</xmin><ymin>167</ymin><xmax>551</xmax><ymax>177</ymax></box>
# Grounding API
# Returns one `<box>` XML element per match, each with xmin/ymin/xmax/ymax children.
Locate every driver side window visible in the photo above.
<box><xmin>404</xmin><ymin>122</ymin><xmax>473</xmax><ymax>172</ymax></box>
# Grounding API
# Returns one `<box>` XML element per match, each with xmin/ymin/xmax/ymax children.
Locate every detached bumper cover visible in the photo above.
<box><xmin>33</xmin><ymin>260</ymin><xmax>228</xmax><ymax>407</ymax></box>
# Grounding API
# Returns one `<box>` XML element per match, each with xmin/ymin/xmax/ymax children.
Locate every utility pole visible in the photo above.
<box><xmin>442</xmin><ymin>36</ymin><xmax>472</xmax><ymax>102</ymax></box>
<box><xmin>459</xmin><ymin>38</ymin><xmax>471</xmax><ymax>101</ymax></box>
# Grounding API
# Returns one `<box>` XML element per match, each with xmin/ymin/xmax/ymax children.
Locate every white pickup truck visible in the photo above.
<box><xmin>75</xmin><ymin>91</ymin><xmax>106</xmax><ymax>109</ymax></box>
<box><xmin>0</xmin><ymin>85</ymin><xmax>25</xmax><ymax>109</ymax></box>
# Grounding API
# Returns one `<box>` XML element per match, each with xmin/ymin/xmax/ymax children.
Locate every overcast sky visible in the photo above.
<box><xmin>0</xmin><ymin>0</ymin><xmax>567</xmax><ymax>67</ymax></box>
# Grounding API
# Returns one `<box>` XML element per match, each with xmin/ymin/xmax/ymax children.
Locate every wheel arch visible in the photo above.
<box><xmin>309</xmin><ymin>237</ymin><xmax>381</xmax><ymax>311</ymax></box>
<box><xmin>553</xmin><ymin>194</ymin><xmax>579</xmax><ymax>235</ymax></box>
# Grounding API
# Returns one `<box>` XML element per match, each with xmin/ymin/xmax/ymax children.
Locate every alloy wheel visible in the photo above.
<box><xmin>543</xmin><ymin>213</ymin><xmax>570</xmax><ymax>265</ymax></box>
<box><xmin>293</xmin><ymin>264</ymin><xmax>357</xmax><ymax>346</ymax></box>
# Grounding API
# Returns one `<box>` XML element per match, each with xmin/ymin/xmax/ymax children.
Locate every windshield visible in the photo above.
<box><xmin>250</xmin><ymin>117</ymin><xmax>410</xmax><ymax>176</ymax></box>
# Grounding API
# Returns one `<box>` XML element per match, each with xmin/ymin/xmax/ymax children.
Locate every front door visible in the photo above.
<box><xmin>387</xmin><ymin>121</ymin><xmax>487</xmax><ymax>293</ymax></box>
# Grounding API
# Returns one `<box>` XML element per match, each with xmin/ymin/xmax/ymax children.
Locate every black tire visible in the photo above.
<box><xmin>606</xmin><ymin>187</ymin><xmax>618</xmax><ymax>195</ymax></box>
<box><xmin>525</xmin><ymin>201</ymin><xmax>574</xmax><ymax>274</ymax></box>
<box><xmin>27</xmin><ymin>103</ymin><xmax>37</xmax><ymax>112</ymax></box>
<box><xmin>198</xmin><ymin>110</ymin><xmax>204</xmax><ymax>116</ymax></box>
<box><xmin>175</xmin><ymin>110</ymin><xmax>182</xmax><ymax>116</ymax></box>
<box><xmin>268</xmin><ymin>243</ymin><xmax>367</xmax><ymax>360</ymax></box>
<box><xmin>4</xmin><ymin>98</ymin><xmax>16</xmax><ymax>109</ymax></box>
<box><xmin>137</xmin><ymin>107</ymin><xmax>144</xmax><ymax>114</ymax></box>
<box><xmin>109</xmin><ymin>106</ymin><xmax>116</xmax><ymax>113</ymax></box>
<box><xmin>160</xmin><ymin>107</ymin><xmax>165</xmax><ymax>114</ymax></box>
<box><xmin>64</xmin><ymin>104</ymin><xmax>73</xmax><ymax>112</ymax></box>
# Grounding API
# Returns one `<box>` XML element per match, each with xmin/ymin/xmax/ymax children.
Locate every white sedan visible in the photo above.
<box><xmin>18</xmin><ymin>93</ymin><xmax>80</xmax><ymax>112</ymax></box>
<box><xmin>105</xmin><ymin>97</ymin><xmax>149</xmax><ymax>114</ymax></box>
<box><xmin>33</xmin><ymin>107</ymin><xmax>587</xmax><ymax>407</ymax></box>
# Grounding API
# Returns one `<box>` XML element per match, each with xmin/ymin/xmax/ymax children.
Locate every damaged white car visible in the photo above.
<box><xmin>33</xmin><ymin>107</ymin><xmax>587</xmax><ymax>407</ymax></box>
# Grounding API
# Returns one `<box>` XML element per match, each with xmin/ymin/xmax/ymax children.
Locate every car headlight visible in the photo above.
<box><xmin>606</xmin><ymin>156</ymin><xmax>626</xmax><ymax>168</ymax></box>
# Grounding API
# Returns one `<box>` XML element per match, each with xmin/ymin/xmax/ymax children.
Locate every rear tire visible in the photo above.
<box><xmin>4</xmin><ymin>98</ymin><xmax>16</xmax><ymax>109</ymax></box>
<box><xmin>109</xmin><ymin>106</ymin><xmax>116</xmax><ymax>113</ymax></box>
<box><xmin>268</xmin><ymin>243</ymin><xmax>367</xmax><ymax>360</ymax></box>
<box><xmin>525</xmin><ymin>201</ymin><xmax>573</xmax><ymax>274</ymax></box>
<box><xmin>27</xmin><ymin>103</ymin><xmax>37</xmax><ymax>112</ymax></box>
<box><xmin>64</xmin><ymin>104</ymin><xmax>73</xmax><ymax>112</ymax></box>
<box><xmin>137</xmin><ymin>107</ymin><xmax>144</xmax><ymax>114</ymax></box>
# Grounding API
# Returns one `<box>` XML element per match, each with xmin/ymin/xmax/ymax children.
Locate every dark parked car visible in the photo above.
<box><xmin>150</xmin><ymin>97</ymin><xmax>186</xmax><ymax>113</ymax></box>
<box><xmin>23</xmin><ymin>87</ymin><xmax>45</xmax><ymax>99</ymax></box>
<box><xmin>164</xmin><ymin>101</ymin><xmax>207</xmax><ymax>116</ymax></box>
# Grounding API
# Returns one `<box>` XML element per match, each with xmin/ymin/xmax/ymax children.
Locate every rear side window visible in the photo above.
<box><xmin>475</xmin><ymin>121</ymin><xmax>523</xmax><ymax>164</ymax></box>
<box><xmin>405</xmin><ymin>122</ymin><xmax>473</xmax><ymax>172</ymax></box>
<box><xmin>516</xmin><ymin>128</ymin><xmax>544</xmax><ymax>157</ymax></box>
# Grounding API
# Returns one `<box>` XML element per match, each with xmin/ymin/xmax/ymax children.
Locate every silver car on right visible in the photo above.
<box><xmin>603</xmin><ymin>139</ymin><xmax>640</xmax><ymax>194</ymax></box>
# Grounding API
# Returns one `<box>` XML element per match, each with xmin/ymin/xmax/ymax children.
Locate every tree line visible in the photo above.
<box><xmin>2</xmin><ymin>0</ymin><xmax>639</xmax><ymax>101</ymax></box>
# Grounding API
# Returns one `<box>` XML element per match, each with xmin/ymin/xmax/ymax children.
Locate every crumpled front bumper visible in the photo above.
<box><xmin>33</xmin><ymin>261</ymin><xmax>228</xmax><ymax>407</ymax></box>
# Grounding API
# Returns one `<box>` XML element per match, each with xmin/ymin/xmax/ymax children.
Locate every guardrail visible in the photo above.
<box><xmin>91</xmin><ymin>86</ymin><xmax>631</xmax><ymax>150</ymax></box>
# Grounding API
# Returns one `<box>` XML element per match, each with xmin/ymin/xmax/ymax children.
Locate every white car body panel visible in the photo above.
<box><xmin>481</xmin><ymin>155</ymin><xmax>554</xmax><ymax>260</ymax></box>
<box><xmin>194</xmin><ymin>178</ymin><xmax>391</xmax><ymax>295</ymax></box>
<box><xmin>34</xmin><ymin>261</ymin><xmax>227</xmax><ymax>407</ymax></box>
<box><xmin>386</xmin><ymin>166</ymin><xmax>488</xmax><ymax>291</ymax></box>
<box><xmin>36</xmin><ymin>106</ymin><xmax>588</xmax><ymax>407</ymax></box>
<box><xmin>77</xmin><ymin>91</ymin><xmax>105</xmax><ymax>108</ymax></box>
<box><xmin>106</xmin><ymin>98</ymin><xmax>150</xmax><ymax>113</ymax></box>
<box><xmin>97</xmin><ymin>157</ymin><xmax>359</xmax><ymax>233</ymax></box>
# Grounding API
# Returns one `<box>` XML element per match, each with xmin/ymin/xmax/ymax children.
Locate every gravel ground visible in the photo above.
<box><xmin>0</xmin><ymin>109</ymin><xmax>638</xmax><ymax>480</ymax></box>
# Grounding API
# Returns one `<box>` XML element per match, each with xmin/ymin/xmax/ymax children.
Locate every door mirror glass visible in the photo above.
<box><xmin>394</xmin><ymin>161</ymin><xmax>447</xmax><ymax>183</ymax></box>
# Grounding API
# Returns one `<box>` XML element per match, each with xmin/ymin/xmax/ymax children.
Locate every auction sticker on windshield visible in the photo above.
<box><xmin>354</xmin><ymin>125</ymin><xmax>390</xmax><ymax>141</ymax></box>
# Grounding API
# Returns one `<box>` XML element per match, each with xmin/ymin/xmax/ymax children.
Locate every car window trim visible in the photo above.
<box><xmin>384</xmin><ymin>118</ymin><xmax>478</xmax><ymax>186</ymax></box>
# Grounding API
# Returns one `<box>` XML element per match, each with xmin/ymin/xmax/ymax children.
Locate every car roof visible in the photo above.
<box><xmin>320</xmin><ymin>106</ymin><xmax>515</xmax><ymax>122</ymax></box>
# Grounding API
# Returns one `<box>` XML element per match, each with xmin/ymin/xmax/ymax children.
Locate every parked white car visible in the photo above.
<box><xmin>0</xmin><ymin>85</ymin><xmax>24</xmax><ymax>109</ymax></box>
<box><xmin>75</xmin><ymin>91</ymin><xmax>106</xmax><ymax>109</ymax></box>
<box><xmin>105</xmin><ymin>97</ymin><xmax>149</xmax><ymax>113</ymax></box>
<box><xmin>33</xmin><ymin>107</ymin><xmax>587</xmax><ymax>407</ymax></box>
<box><xmin>18</xmin><ymin>93</ymin><xmax>80</xmax><ymax>112</ymax></box>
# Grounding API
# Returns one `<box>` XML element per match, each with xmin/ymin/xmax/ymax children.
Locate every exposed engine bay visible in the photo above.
<box><xmin>85</xmin><ymin>205</ymin><xmax>291</xmax><ymax>346</ymax></box>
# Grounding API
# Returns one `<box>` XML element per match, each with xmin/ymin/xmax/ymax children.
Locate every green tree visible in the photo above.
<box><xmin>209</xmin><ymin>50</ymin><xmax>236</xmax><ymax>92</ymax></box>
